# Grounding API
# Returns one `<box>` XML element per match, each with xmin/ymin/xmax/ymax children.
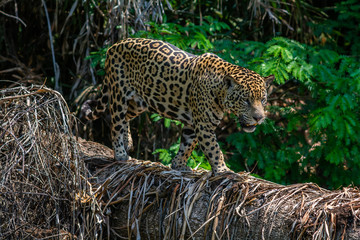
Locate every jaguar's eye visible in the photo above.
<box><xmin>245</xmin><ymin>99</ymin><xmax>251</xmax><ymax>105</ymax></box>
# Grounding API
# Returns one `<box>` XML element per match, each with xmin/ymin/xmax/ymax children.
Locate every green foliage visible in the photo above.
<box><xmin>152</xmin><ymin>139</ymin><xmax>180</xmax><ymax>166</ymax></box>
<box><xmin>132</xmin><ymin>16</ymin><xmax>230</xmax><ymax>52</ymax></box>
<box><xmin>152</xmin><ymin>139</ymin><xmax>211</xmax><ymax>170</ymax></box>
<box><xmin>333</xmin><ymin>0</ymin><xmax>360</xmax><ymax>53</ymax></box>
<box><xmin>218</xmin><ymin>37</ymin><xmax>360</xmax><ymax>188</ymax></box>
<box><xmin>86</xmin><ymin>47</ymin><xmax>108</xmax><ymax>76</ymax></box>
<box><xmin>314</xmin><ymin>0</ymin><xmax>360</xmax><ymax>54</ymax></box>
<box><xmin>150</xmin><ymin>113</ymin><xmax>183</xmax><ymax>128</ymax></box>
<box><xmin>150</xmin><ymin>112</ymin><xmax>210</xmax><ymax>170</ymax></box>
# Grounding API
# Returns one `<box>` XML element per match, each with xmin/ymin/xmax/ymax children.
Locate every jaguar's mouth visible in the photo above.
<box><xmin>240</xmin><ymin>123</ymin><xmax>258</xmax><ymax>133</ymax></box>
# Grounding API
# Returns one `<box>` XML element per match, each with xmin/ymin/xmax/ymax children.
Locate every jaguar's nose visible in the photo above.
<box><xmin>253</xmin><ymin>115</ymin><xmax>264</xmax><ymax>122</ymax></box>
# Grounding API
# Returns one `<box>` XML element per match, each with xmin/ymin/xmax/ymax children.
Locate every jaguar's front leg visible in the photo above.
<box><xmin>123</xmin><ymin>121</ymin><xmax>133</xmax><ymax>152</ymax></box>
<box><xmin>171</xmin><ymin>126</ymin><xmax>198</xmax><ymax>172</ymax></box>
<box><xmin>195</xmin><ymin>124</ymin><xmax>232</xmax><ymax>174</ymax></box>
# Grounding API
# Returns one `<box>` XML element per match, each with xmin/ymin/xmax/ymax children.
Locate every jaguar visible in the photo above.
<box><xmin>82</xmin><ymin>38</ymin><xmax>273</xmax><ymax>174</ymax></box>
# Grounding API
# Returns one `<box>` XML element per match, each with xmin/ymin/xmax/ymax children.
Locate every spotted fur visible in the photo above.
<box><xmin>83</xmin><ymin>38</ymin><xmax>273</xmax><ymax>174</ymax></box>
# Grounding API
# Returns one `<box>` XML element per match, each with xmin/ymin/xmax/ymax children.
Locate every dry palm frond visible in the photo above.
<box><xmin>89</xmin><ymin>158</ymin><xmax>360</xmax><ymax>239</ymax></box>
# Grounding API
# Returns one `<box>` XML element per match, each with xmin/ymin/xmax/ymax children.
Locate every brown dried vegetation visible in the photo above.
<box><xmin>1</xmin><ymin>85</ymin><xmax>360</xmax><ymax>239</ymax></box>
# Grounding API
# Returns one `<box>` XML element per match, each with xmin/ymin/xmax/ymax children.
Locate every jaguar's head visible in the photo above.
<box><xmin>223</xmin><ymin>74</ymin><xmax>274</xmax><ymax>133</ymax></box>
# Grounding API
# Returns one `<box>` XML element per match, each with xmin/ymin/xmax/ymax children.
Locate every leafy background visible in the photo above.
<box><xmin>0</xmin><ymin>0</ymin><xmax>359</xmax><ymax>189</ymax></box>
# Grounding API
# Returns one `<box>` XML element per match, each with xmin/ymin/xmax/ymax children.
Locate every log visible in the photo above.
<box><xmin>78</xmin><ymin>139</ymin><xmax>360</xmax><ymax>240</ymax></box>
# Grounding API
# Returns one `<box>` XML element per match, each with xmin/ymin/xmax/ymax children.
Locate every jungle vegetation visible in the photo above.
<box><xmin>0</xmin><ymin>0</ymin><xmax>359</xmax><ymax>189</ymax></box>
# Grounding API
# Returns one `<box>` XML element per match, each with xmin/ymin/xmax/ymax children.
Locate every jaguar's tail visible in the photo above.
<box><xmin>81</xmin><ymin>81</ymin><xmax>109</xmax><ymax>121</ymax></box>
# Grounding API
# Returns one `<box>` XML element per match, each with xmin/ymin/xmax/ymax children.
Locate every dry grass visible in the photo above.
<box><xmin>0</xmin><ymin>84</ymin><xmax>90</xmax><ymax>239</ymax></box>
<box><xmin>1</xmin><ymin>84</ymin><xmax>360</xmax><ymax>239</ymax></box>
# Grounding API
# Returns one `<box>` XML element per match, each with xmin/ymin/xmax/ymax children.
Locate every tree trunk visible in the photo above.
<box><xmin>79</xmin><ymin>139</ymin><xmax>360</xmax><ymax>240</ymax></box>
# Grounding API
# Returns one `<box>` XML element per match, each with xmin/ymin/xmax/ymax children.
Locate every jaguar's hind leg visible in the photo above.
<box><xmin>110</xmin><ymin>97</ymin><xmax>129</xmax><ymax>161</ymax></box>
<box><xmin>123</xmin><ymin>96</ymin><xmax>148</xmax><ymax>152</ymax></box>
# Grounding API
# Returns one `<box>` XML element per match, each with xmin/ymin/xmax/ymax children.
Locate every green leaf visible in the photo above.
<box><xmin>150</xmin><ymin>113</ymin><xmax>162</xmax><ymax>122</ymax></box>
<box><xmin>286</xmin><ymin>60</ymin><xmax>299</xmax><ymax>72</ymax></box>
<box><xmin>326</xmin><ymin>147</ymin><xmax>344</xmax><ymax>165</ymax></box>
<box><xmin>281</xmin><ymin>48</ymin><xmax>293</xmax><ymax>62</ymax></box>
<box><xmin>318</xmin><ymin>49</ymin><xmax>339</xmax><ymax>65</ymax></box>
<box><xmin>164</xmin><ymin>118</ymin><xmax>171</xmax><ymax>128</ymax></box>
<box><xmin>266</xmin><ymin>45</ymin><xmax>282</xmax><ymax>57</ymax></box>
<box><xmin>278</xmin><ymin>66</ymin><xmax>289</xmax><ymax>83</ymax></box>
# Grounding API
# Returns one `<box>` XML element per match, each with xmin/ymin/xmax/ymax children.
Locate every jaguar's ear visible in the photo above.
<box><xmin>264</xmin><ymin>75</ymin><xmax>274</xmax><ymax>89</ymax></box>
<box><xmin>224</xmin><ymin>75</ymin><xmax>235</xmax><ymax>89</ymax></box>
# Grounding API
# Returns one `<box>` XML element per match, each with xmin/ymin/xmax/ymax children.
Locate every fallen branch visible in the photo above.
<box><xmin>80</xmin><ymin>153</ymin><xmax>360</xmax><ymax>239</ymax></box>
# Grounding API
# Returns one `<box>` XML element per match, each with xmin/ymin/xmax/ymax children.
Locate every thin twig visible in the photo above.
<box><xmin>0</xmin><ymin>9</ymin><xmax>27</xmax><ymax>27</ymax></box>
<box><xmin>41</xmin><ymin>0</ymin><xmax>60</xmax><ymax>92</ymax></box>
